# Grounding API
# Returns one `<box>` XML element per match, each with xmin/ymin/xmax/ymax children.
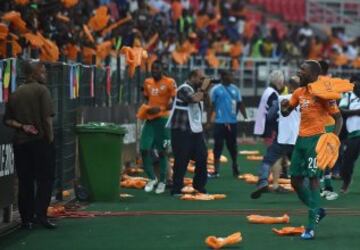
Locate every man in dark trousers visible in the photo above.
<box><xmin>166</xmin><ymin>69</ymin><xmax>210</xmax><ymax>196</ymax></box>
<box><xmin>4</xmin><ymin>61</ymin><xmax>56</xmax><ymax>230</ymax></box>
<box><xmin>208</xmin><ymin>70</ymin><xmax>247</xmax><ymax>178</ymax></box>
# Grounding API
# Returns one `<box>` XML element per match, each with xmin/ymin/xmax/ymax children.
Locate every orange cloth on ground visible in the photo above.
<box><xmin>269</xmin><ymin>184</ymin><xmax>294</xmax><ymax>192</ymax></box>
<box><xmin>246</xmin><ymin>155</ymin><xmax>263</xmax><ymax>161</ymax></box>
<box><xmin>61</xmin><ymin>0</ymin><xmax>79</xmax><ymax>8</ymax></box>
<box><xmin>87</xmin><ymin>6</ymin><xmax>110</xmax><ymax>32</ymax></box>
<box><xmin>308</xmin><ymin>76</ymin><xmax>354</xmax><ymax>100</ymax></box>
<box><xmin>0</xmin><ymin>23</ymin><xmax>9</xmax><ymax>40</ymax></box>
<box><xmin>239</xmin><ymin>150</ymin><xmax>260</xmax><ymax>155</ymax></box>
<box><xmin>238</xmin><ymin>174</ymin><xmax>259</xmax><ymax>184</ymax></box>
<box><xmin>181</xmin><ymin>186</ymin><xmax>196</xmax><ymax>194</ymax></box>
<box><xmin>142</xmin><ymin>76</ymin><xmax>176</xmax><ymax>118</ymax></box>
<box><xmin>120</xmin><ymin>179</ymin><xmax>147</xmax><ymax>189</ymax></box>
<box><xmin>205</xmin><ymin>232</ymin><xmax>242</xmax><ymax>249</ymax></box>
<box><xmin>289</xmin><ymin>87</ymin><xmax>340</xmax><ymax>137</ymax></box>
<box><xmin>272</xmin><ymin>226</ymin><xmax>305</xmax><ymax>236</ymax></box>
<box><xmin>120</xmin><ymin>175</ymin><xmax>149</xmax><ymax>189</ymax></box>
<box><xmin>63</xmin><ymin>43</ymin><xmax>80</xmax><ymax>61</ymax></box>
<box><xmin>247</xmin><ymin>214</ymin><xmax>290</xmax><ymax>224</ymax></box>
<box><xmin>207</xmin><ymin>150</ymin><xmax>228</xmax><ymax>164</ymax></box>
<box><xmin>2</xmin><ymin>11</ymin><xmax>27</xmax><ymax>33</ymax></box>
<box><xmin>180</xmin><ymin>193</ymin><xmax>226</xmax><ymax>200</ymax></box>
<box><xmin>171</xmin><ymin>1</ymin><xmax>183</xmax><ymax>21</ymax></box>
<box><xmin>316</xmin><ymin>133</ymin><xmax>340</xmax><ymax>169</ymax></box>
<box><xmin>184</xmin><ymin>177</ymin><xmax>193</xmax><ymax>186</ymax></box>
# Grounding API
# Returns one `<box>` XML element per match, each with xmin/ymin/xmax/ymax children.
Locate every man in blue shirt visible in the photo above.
<box><xmin>209</xmin><ymin>70</ymin><xmax>247</xmax><ymax>178</ymax></box>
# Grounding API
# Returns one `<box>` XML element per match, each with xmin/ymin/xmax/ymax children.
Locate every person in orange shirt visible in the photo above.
<box><xmin>140</xmin><ymin>61</ymin><xmax>177</xmax><ymax>194</ymax></box>
<box><xmin>281</xmin><ymin>60</ymin><xmax>343</xmax><ymax>240</ymax></box>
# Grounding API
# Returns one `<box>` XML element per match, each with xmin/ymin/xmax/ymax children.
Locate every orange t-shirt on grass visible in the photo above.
<box><xmin>143</xmin><ymin>76</ymin><xmax>176</xmax><ymax>119</ymax></box>
<box><xmin>289</xmin><ymin>87</ymin><xmax>339</xmax><ymax>137</ymax></box>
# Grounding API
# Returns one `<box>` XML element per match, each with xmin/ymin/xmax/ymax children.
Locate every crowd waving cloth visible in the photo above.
<box><xmin>308</xmin><ymin>76</ymin><xmax>354</xmax><ymax>100</ymax></box>
<box><xmin>120</xmin><ymin>38</ymin><xmax>148</xmax><ymax>78</ymax></box>
<box><xmin>87</xmin><ymin>6</ymin><xmax>110</xmax><ymax>32</ymax></box>
<box><xmin>61</xmin><ymin>0</ymin><xmax>79</xmax><ymax>8</ymax></box>
<box><xmin>247</xmin><ymin>214</ymin><xmax>290</xmax><ymax>224</ymax></box>
<box><xmin>205</xmin><ymin>232</ymin><xmax>242</xmax><ymax>249</ymax></box>
<box><xmin>2</xmin><ymin>11</ymin><xmax>28</xmax><ymax>34</ymax></box>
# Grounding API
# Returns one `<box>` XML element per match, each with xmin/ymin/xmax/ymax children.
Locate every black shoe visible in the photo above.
<box><xmin>34</xmin><ymin>218</ymin><xmax>57</xmax><ymax>229</ymax></box>
<box><xmin>21</xmin><ymin>222</ymin><xmax>33</xmax><ymax>230</ymax></box>
<box><xmin>250</xmin><ymin>185</ymin><xmax>269</xmax><ymax>199</ymax></box>
<box><xmin>232</xmin><ymin>166</ymin><xmax>239</xmax><ymax>177</ymax></box>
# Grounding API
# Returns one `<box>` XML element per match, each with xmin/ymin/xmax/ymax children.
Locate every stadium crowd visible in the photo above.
<box><xmin>1</xmin><ymin>0</ymin><xmax>360</xmax><ymax>69</ymax></box>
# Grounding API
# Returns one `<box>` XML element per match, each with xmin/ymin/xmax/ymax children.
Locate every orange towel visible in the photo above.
<box><xmin>239</xmin><ymin>150</ymin><xmax>260</xmax><ymax>155</ymax></box>
<box><xmin>205</xmin><ymin>232</ymin><xmax>242</xmax><ymax>249</ymax></box>
<box><xmin>61</xmin><ymin>0</ymin><xmax>79</xmax><ymax>8</ymax></box>
<box><xmin>120</xmin><ymin>179</ymin><xmax>147</xmax><ymax>189</ymax></box>
<box><xmin>120</xmin><ymin>45</ymin><xmax>148</xmax><ymax>78</ymax></box>
<box><xmin>63</xmin><ymin>43</ymin><xmax>80</xmax><ymax>61</ymax></box>
<box><xmin>316</xmin><ymin>133</ymin><xmax>340</xmax><ymax>169</ymax></box>
<box><xmin>246</xmin><ymin>155</ymin><xmax>263</xmax><ymax>161</ymax></box>
<box><xmin>0</xmin><ymin>23</ymin><xmax>9</xmax><ymax>40</ymax></box>
<box><xmin>87</xmin><ymin>6</ymin><xmax>110</xmax><ymax>32</ymax></box>
<box><xmin>238</xmin><ymin>173</ymin><xmax>259</xmax><ymax>184</ymax></box>
<box><xmin>2</xmin><ymin>11</ymin><xmax>27</xmax><ymax>33</ymax></box>
<box><xmin>23</xmin><ymin>33</ymin><xmax>44</xmax><ymax>48</ymax></box>
<box><xmin>308</xmin><ymin>76</ymin><xmax>354</xmax><ymax>100</ymax></box>
<box><xmin>180</xmin><ymin>193</ymin><xmax>226</xmax><ymax>201</ymax></box>
<box><xmin>272</xmin><ymin>226</ymin><xmax>305</xmax><ymax>236</ymax></box>
<box><xmin>207</xmin><ymin>150</ymin><xmax>228</xmax><ymax>164</ymax></box>
<box><xmin>247</xmin><ymin>214</ymin><xmax>290</xmax><ymax>224</ymax></box>
<box><xmin>181</xmin><ymin>186</ymin><xmax>196</xmax><ymax>194</ymax></box>
<box><xmin>136</xmin><ymin>104</ymin><xmax>160</xmax><ymax>120</ymax></box>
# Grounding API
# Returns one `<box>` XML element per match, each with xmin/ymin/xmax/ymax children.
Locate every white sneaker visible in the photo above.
<box><xmin>155</xmin><ymin>182</ymin><xmax>166</xmax><ymax>194</ymax></box>
<box><xmin>144</xmin><ymin>178</ymin><xmax>158</xmax><ymax>192</ymax></box>
<box><xmin>325</xmin><ymin>191</ymin><xmax>339</xmax><ymax>201</ymax></box>
<box><xmin>320</xmin><ymin>190</ymin><xmax>330</xmax><ymax>198</ymax></box>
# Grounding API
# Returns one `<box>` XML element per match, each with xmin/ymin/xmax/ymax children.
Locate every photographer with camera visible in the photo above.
<box><xmin>166</xmin><ymin>69</ymin><xmax>211</xmax><ymax>196</ymax></box>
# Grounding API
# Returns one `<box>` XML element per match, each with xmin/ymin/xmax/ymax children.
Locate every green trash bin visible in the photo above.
<box><xmin>75</xmin><ymin>122</ymin><xmax>127</xmax><ymax>202</ymax></box>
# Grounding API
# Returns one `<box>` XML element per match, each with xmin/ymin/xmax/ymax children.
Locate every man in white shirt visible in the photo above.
<box><xmin>339</xmin><ymin>76</ymin><xmax>360</xmax><ymax>193</ymax></box>
<box><xmin>251</xmin><ymin>76</ymin><xmax>300</xmax><ymax>199</ymax></box>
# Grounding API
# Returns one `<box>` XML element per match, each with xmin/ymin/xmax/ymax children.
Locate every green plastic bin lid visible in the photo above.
<box><xmin>76</xmin><ymin>122</ymin><xmax>127</xmax><ymax>135</ymax></box>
